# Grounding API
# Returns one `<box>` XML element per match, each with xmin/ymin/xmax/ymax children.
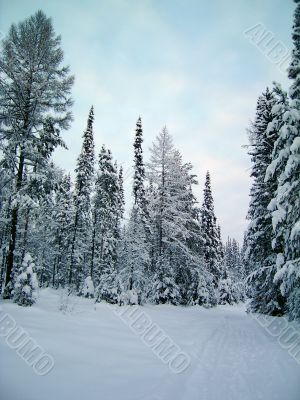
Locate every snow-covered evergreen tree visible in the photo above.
<box><xmin>118</xmin><ymin>118</ymin><xmax>150</xmax><ymax>301</ymax></box>
<box><xmin>13</xmin><ymin>254</ymin><xmax>38</xmax><ymax>306</ymax></box>
<box><xmin>200</xmin><ymin>172</ymin><xmax>223</xmax><ymax>287</ymax></box>
<box><xmin>223</xmin><ymin>237</ymin><xmax>245</xmax><ymax>302</ymax></box>
<box><xmin>148</xmin><ymin>129</ymin><xmax>186</xmax><ymax>303</ymax></box>
<box><xmin>246</xmin><ymin>87</ymin><xmax>286</xmax><ymax>315</ymax></box>
<box><xmin>0</xmin><ymin>11</ymin><xmax>74</xmax><ymax>297</ymax></box>
<box><xmin>187</xmin><ymin>267</ymin><xmax>217</xmax><ymax>307</ymax></box>
<box><xmin>51</xmin><ymin>174</ymin><xmax>74</xmax><ymax>287</ymax></box>
<box><xmin>245</xmin><ymin>88</ymin><xmax>276</xmax><ymax>269</ymax></box>
<box><xmin>266</xmin><ymin>0</ymin><xmax>300</xmax><ymax>319</ymax></box>
<box><xmin>119</xmin><ymin>207</ymin><xmax>149</xmax><ymax>303</ymax></box>
<box><xmin>69</xmin><ymin>107</ymin><xmax>95</xmax><ymax>290</ymax></box>
<box><xmin>147</xmin><ymin>127</ymin><xmax>175</xmax><ymax>263</ymax></box>
<box><xmin>82</xmin><ymin>276</ymin><xmax>95</xmax><ymax>298</ymax></box>
<box><xmin>93</xmin><ymin>146</ymin><xmax>119</xmax><ymax>304</ymax></box>
<box><xmin>147</xmin><ymin>128</ymin><xmax>209</xmax><ymax>305</ymax></box>
<box><xmin>117</xmin><ymin>166</ymin><xmax>125</xmax><ymax>228</ymax></box>
<box><xmin>30</xmin><ymin>164</ymin><xmax>63</xmax><ymax>287</ymax></box>
<box><xmin>218</xmin><ymin>274</ymin><xmax>236</xmax><ymax>305</ymax></box>
<box><xmin>151</xmin><ymin>256</ymin><xmax>180</xmax><ymax>305</ymax></box>
<box><xmin>133</xmin><ymin>117</ymin><xmax>148</xmax><ymax>219</ymax></box>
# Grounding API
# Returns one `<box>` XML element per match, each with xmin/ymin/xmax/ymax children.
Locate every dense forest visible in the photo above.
<box><xmin>0</xmin><ymin>2</ymin><xmax>299</xmax><ymax>321</ymax></box>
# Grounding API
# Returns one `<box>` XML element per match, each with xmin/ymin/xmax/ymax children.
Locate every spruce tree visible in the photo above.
<box><xmin>117</xmin><ymin>166</ymin><xmax>125</xmax><ymax>226</ymax></box>
<box><xmin>267</xmin><ymin>0</ymin><xmax>300</xmax><ymax>319</ymax></box>
<box><xmin>119</xmin><ymin>117</ymin><xmax>150</xmax><ymax>300</ymax></box>
<box><xmin>284</xmin><ymin>0</ymin><xmax>300</xmax><ymax>319</ymax></box>
<box><xmin>93</xmin><ymin>146</ymin><xmax>119</xmax><ymax>303</ymax></box>
<box><xmin>52</xmin><ymin>174</ymin><xmax>74</xmax><ymax>287</ymax></box>
<box><xmin>69</xmin><ymin>107</ymin><xmax>95</xmax><ymax>291</ymax></box>
<box><xmin>246</xmin><ymin>88</ymin><xmax>276</xmax><ymax>268</ymax></box>
<box><xmin>119</xmin><ymin>207</ymin><xmax>149</xmax><ymax>304</ymax></box>
<box><xmin>264</xmin><ymin>83</ymin><xmax>289</xmax><ymax>259</ymax></box>
<box><xmin>200</xmin><ymin>171</ymin><xmax>222</xmax><ymax>287</ymax></box>
<box><xmin>218</xmin><ymin>270</ymin><xmax>236</xmax><ymax>305</ymax></box>
<box><xmin>13</xmin><ymin>254</ymin><xmax>38</xmax><ymax>306</ymax></box>
<box><xmin>133</xmin><ymin>117</ymin><xmax>147</xmax><ymax>217</ymax></box>
<box><xmin>246</xmin><ymin>87</ymin><xmax>285</xmax><ymax>315</ymax></box>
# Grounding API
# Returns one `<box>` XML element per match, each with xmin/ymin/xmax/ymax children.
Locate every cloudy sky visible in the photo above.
<box><xmin>0</xmin><ymin>0</ymin><xmax>294</xmax><ymax>242</ymax></box>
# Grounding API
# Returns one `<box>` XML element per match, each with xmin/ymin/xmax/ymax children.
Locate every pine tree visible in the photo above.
<box><xmin>13</xmin><ymin>254</ymin><xmax>38</xmax><ymax>306</ymax></box>
<box><xmin>69</xmin><ymin>107</ymin><xmax>95</xmax><ymax>291</ymax></box>
<box><xmin>218</xmin><ymin>271</ymin><xmax>236</xmax><ymax>305</ymax></box>
<box><xmin>31</xmin><ymin>165</ymin><xmax>59</xmax><ymax>286</ymax></box>
<box><xmin>93</xmin><ymin>146</ymin><xmax>120</xmax><ymax>304</ymax></box>
<box><xmin>219</xmin><ymin>238</ymin><xmax>241</xmax><ymax>303</ymax></box>
<box><xmin>114</xmin><ymin>165</ymin><xmax>125</xmax><ymax>278</ymax></box>
<box><xmin>119</xmin><ymin>207</ymin><xmax>149</xmax><ymax>304</ymax></box>
<box><xmin>187</xmin><ymin>266</ymin><xmax>217</xmax><ymax>307</ymax></box>
<box><xmin>133</xmin><ymin>117</ymin><xmax>148</xmax><ymax>218</ymax></box>
<box><xmin>267</xmin><ymin>0</ymin><xmax>300</xmax><ymax>319</ymax></box>
<box><xmin>151</xmin><ymin>255</ymin><xmax>180</xmax><ymax>305</ymax></box>
<box><xmin>1</xmin><ymin>160</ymin><xmax>69</xmax><ymax>292</ymax></box>
<box><xmin>119</xmin><ymin>117</ymin><xmax>150</xmax><ymax>300</ymax></box>
<box><xmin>200</xmin><ymin>172</ymin><xmax>222</xmax><ymax>287</ymax></box>
<box><xmin>264</xmin><ymin>83</ymin><xmax>289</xmax><ymax>258</ymax></box>
<box><xmin>0</xmin><ymin>11</ymin><xmax>74</xmax><ymax>297</ymax></box>
<box><xmin>117</xmin><ymin>166</ymin><xmax>125</xmax><ymax>227</ymax></box>
<box><xmin>246</xmin><ymin>88</ymin><xmax>276</xmax><ymax>268</ymax></box>
<box><xmin>246</xmin><ymin>87</ymin><xmax>285</xmax><ymax>315</ymax></box>
<box><xmin>52</xmin><ymin>174</ymin><xmax>74</xmax><ymax>287</ymax></box>
<box><xmin>224</xmin><ymin>237</ymin><xmax>245</xmax><ymax>301</ymax></box>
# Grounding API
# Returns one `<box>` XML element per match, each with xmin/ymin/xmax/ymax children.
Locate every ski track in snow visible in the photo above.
<box><xmin>0</xmin><ymin>289</ymin><xmax>299</xmax><ymax>400</ymax></box>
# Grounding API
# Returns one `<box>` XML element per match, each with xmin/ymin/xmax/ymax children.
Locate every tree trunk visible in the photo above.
<box><xmin>0</xmin><ymin>197</ymin><xmax>12</xmax><ymax>293</ymax></box>
<box><xmin>53</xmin><ymin>230</ymin><xmax>62</xmax><ymax>288</ymax></box>
<box><xmin>129</xmin><ymin>265</ymin><xmax>133</xmax><ymax>290</ymax></box>
<box><xmin>69</xmin><ymin>209</ymin><xmax>79</xmax><ymax>286</ymax></box>
<box><xmin>20</xmin><ymin>208</ymin><xmax>30</xmax><ymax>263</ymax></box>
<box><xmin>90</xmin><ymin>212</ymin><xmax>97</xmax><ymax>278</ymax></box>
<box><xmin>3</xmin><ymin>152</ymin><xmax>25</xmax><ymax>297</ymax></box>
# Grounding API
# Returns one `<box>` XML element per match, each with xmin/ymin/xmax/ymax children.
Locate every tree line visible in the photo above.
<box><xmin>244</xmin><ymin>0</ymin><xmax>300</xmax><ymax>321</ymax></box>
<box><xmin>0</xmin><ymin>11</ymin><xmax>245</xmax><ymax>307</ymax></box>
<box><xmin>2</xmin><ymin>2</ymin><xmax>300</xmax><ymax>321</ymax></box>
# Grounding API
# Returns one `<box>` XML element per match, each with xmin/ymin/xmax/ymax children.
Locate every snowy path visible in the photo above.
<box><xmin>0</xmin><ymin>289</ymin><xmax>299</xmax><ymax>400</ymax></box>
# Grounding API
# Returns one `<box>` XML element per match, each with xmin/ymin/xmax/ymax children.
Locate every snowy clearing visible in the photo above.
<box><xmin>0</xmin><ymin>289</ymin><xmax>300</xmax><ymax>400</ymax></box>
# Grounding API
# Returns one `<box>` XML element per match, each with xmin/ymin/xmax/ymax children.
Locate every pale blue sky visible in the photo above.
<box><xmin>0</xmin><ymin>0</ymin><xmax>294</xmax><ymax>242</ymax></box>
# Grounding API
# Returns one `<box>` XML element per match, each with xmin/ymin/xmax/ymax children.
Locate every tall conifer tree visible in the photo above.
<box><xmin>0</xmin><ymin>11</ymin><xmax>74</xmax><ymax>296</ymax></box>
<box><xmin>69</xmin><ymin>107</ymin><xmax>95</xmax><ymax>290</ymax></box>
<box><xmin>200</xmin><ymin>172</ymin><xmax>222</xmax><ymax>286</ymax></box>
<box><xmin>267</xmin><ymin>0</ymin><xmax>300</xmax><ymax>319</ymax></box>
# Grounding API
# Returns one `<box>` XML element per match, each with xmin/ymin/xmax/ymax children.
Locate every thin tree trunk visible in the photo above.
<box><xmin>20</xmin><ymin>208</ymin><xmax>30</xmax><ymax>263</ymax></box>
<box><xmin>4</xmin><ymin>152</ymin><xmax>25</xmax><ymax>297</ymax></box>
<box><xmin>0</xmin><ymin>197</ymin><xmax>12</xmax><ymax>293</ymax></box>
<box><xmin>53</xmin><ymin>231</ymin><xmax>62</xmax><ymax>288</ymax></box>
<box><xmin>69</xmin><ymin>209</ymin><xmax>79</xmax><ymax>286</ymax></box>
<box><xmin>129</xmin><ymin>267</ymin><xmax>133</xmax><ymax>290</ymax></box>
<box><xmin>90</xmin><ymin>212</ymin><xmax>97</xmax><ymax>278</ymax></box>
<box><xmin>52</xmin><ymin>262</ymin><xmax>56</xmax><ymax>287</ymax></box>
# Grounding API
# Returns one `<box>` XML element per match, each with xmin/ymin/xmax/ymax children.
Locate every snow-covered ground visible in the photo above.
<box><xmin>0</xmin><ymin>288</ymin><xmax>299</xmax><ymax>400</ymax></box>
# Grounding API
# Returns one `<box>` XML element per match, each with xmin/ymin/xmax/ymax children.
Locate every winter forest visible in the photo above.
<box><xmin>0</xmin><ymin>12</ymin><xmax>245</xmax><ymax>308</ymax></box>
<box><xmin>0</xmin><ymin>1</ymin><xmax>300</xmax><ymax>400</ymax></box>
